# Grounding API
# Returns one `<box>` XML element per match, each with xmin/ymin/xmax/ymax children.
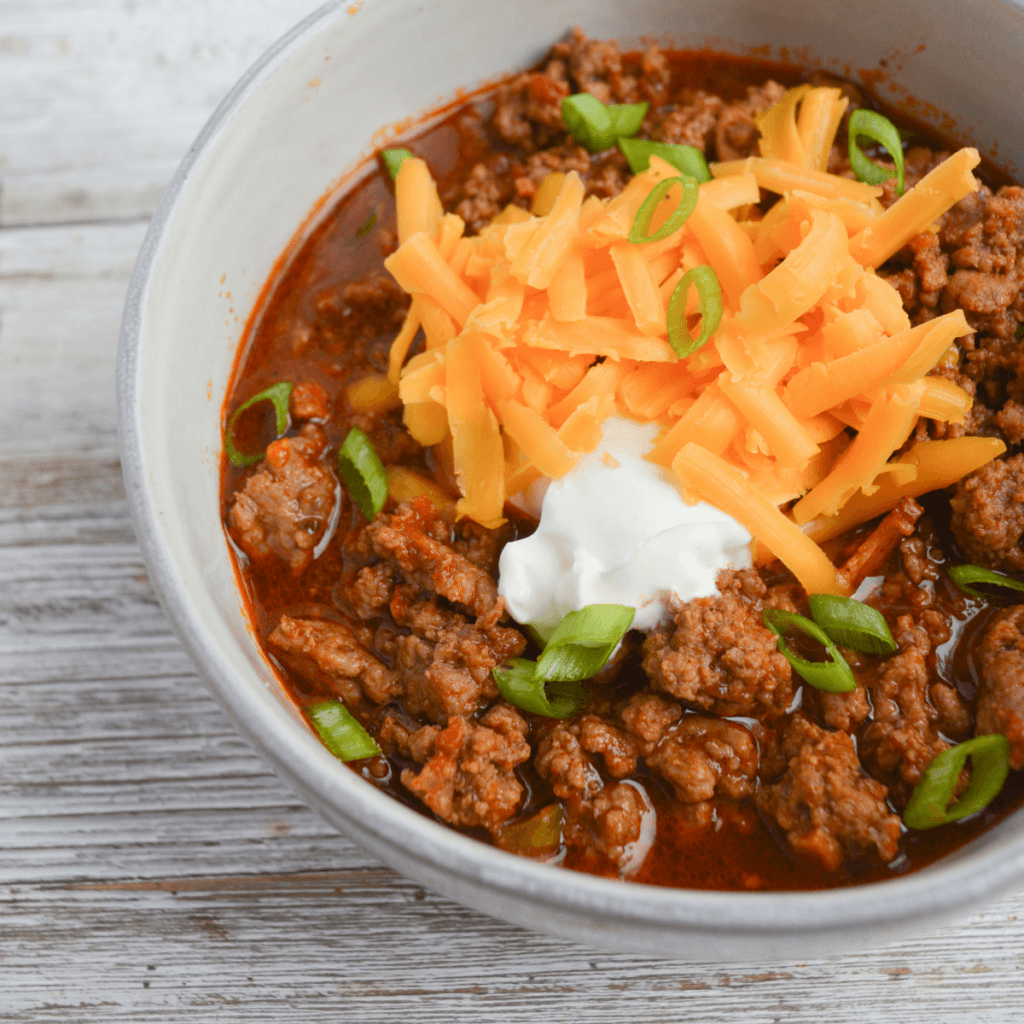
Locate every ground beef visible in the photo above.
<box><xmin>451</xmin><ymin>517</ymin><xmax>513</xmax><ymax>578</ymax></box>
<box><xmin>950</xmin><ymin>454</ymin><xmax>1024</xmax><ymax>572</ymax></box>
<box><xmin>641</xmin><ymin>569</ymin><xmax>794</xmax><ymax>717</ymax></box>
<box><xmin>619</xmin><ymin>691</ymin><xmax>683</xmax><ymax>751</ymax></box>
<box><xmin>389</xmin><ymin>595</ymin><xmax>524</xmax><ymax>724</ymax></box>
<box><xmin>492</xmin><ymin>66</ymin><xmax>570</xmax><ymax>152</ymax></box>
<box><xmin>712</xmin><ymin>80</ymin><xmax>786</xmax><ymax>161</ymax></box>
<box><xmin>858</xmin><ymin>616</ymin><xmax>961</xmax><ymax>806</ymax></box>
<box><xmin>384</xmin><ymin>704</ymin><xmax>531</xmax><ymax>834</ymax></box>
<box><xmin>900</xmin><ymin>536</ymin><xmax>941</xmax><ymax>586</ymax></box>
<box><xmin>313</xmin><ymin>276</ymin><xmax>410</xmax><ymax>352</ymax></box>
<box><xmin>268</xmin><ymin>614</ymin><xmax>400</xmax><ymax>705</ymax></box>
<box><xmin>535</xmin><ymin>722</ymin><xmax>650</xmax><ymax>869</ymax></box>
<box><xmin>489</xmin><ymin>27</ymin><xmax>642</xmax><ymax>153</ymax></box>
<box><xmin>646</xmin><ymin>715</ymin><xmax>758</xmax><ymax>826</ymax></box>
<box><xmin>651</xmin><ymin>91</ymin><xmax>723</xmax><ymax>151</ymax></box>
<box><xmin>638</xmin><ymin>43</ymin><xmax>671</xmax><ymax>104</ymax></box>
<box><xmin>617</xmin><ymin>690</ymin><xmax>757</xmax><ymax>823</ymax></box>
<box><xmin>369</xmin><ymin>497</ymin><xmax>501</xmax><ymax>619</ymax></box>
<box><xmin>577</xmin><ymin>715</ymin><xmax>640</xmax><ymax>777</ymax></box>
<box><xmin>756</xmin><ymin>716</ymin><xmax>902</xmax><ymax>873</ymax></box>
<box><xmin>455</xmin><ymin>159</ymin><xmax>517</xmax><ymax>233</ymax></box>
<box><xmin>289</xmin><ymin>381</ymin><xmax>331</xmax><ymax>421</ymax></box>
<box><xmin>227</xmin><ymin>422</ymin><xmax>337</xmax><ymax>573</ymax></box>
<box><xmin>808</xmin><ymin>684</ymin><xmax>873</xmax><ymax>735</ymax></box>
<box><xmin>880</xmin><ymin>184</ymin><xmax>1024</xmax><ymax>446</ymax></box>
<box><xmin>867</xmin><ymin>564</ymin><xmax>954</xmax><ymax>651</ymax></box>
<box><xmin>561</xmin><ymin>27</ymin><xmax>638</xmax><ymax>105</ymax></box>
<box><xmin>338</xmin><ymin>562</ymin><xmax>395</xmax><ymax>620</ymax></box>
<box><xmin>976</xmin><ymin>607</ymin><xmax>1024</xmax><ymax>769</ymax></box>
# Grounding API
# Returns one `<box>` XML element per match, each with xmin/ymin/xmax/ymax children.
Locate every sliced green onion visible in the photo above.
<box><xmin>666</xmin><ymin>265</ymin><xmax>722</xmax><ymax>359</ymax></box>
<box><xmin>848</xmin><ymin>109</ymin><xmax>905</xmax><ymax>196</ymax></box>
<box><xmin>536</xmin><ymin>604</ymin><xmax>635</xmax><ymax>682</ymax></box>
<box><xmin>903</xmin><ymin>734</ymin><xmax>1010</xmax><ymax>829</ymax></box>
<box><xmin>493</xmin><ymin>603</ymin><xmax>634</xmax><ymax>718</ymax></box>
<box><xmin>382</xmin><ymin>148</ymin><xmax>413</xmax><ymax>181</ymax></box>
<box><xmin>309</xmin><ymin>700</ymin><xmax>382</xmax><ymax>761</ymax></box>
<box><xmin>807</xmin><ymin>594</ymin><xmax>897</xmax><ymax>656</ymax></box>
<box><xmin>609</xmin><ymin>101</ymin><xmax>648</xmax><ymax>139</ymax></box>
<box><xmin>497</xmin><ymin>804</ymin><xmax>563</xmax><ymax>855</ymax></box>
<box><xmin>493</xmin><ymin>658</ymin><xmax>589</xmax><ymax>719</ymax></box>
<box><xmin>337</xmin><ymin>427</ymin><xmax>389</xmax><ymax>521</ymax></box>
<box><xmin>225</xmin><ymin>381</ymin><xmax>293</xmax><ymax>467</ymax></box>
<box><xmin>762</xmin><ymin>609</ymin><xmax>857</xmax><ymax>693</ymax></box>
<box><xmin>617</xmin><ymin>137</ymin><xmax>712</xmax><ymax>182</ymax></box>
<box><xmin>947</xmin><ymin>564</ymin><xmax>1024</xmax><ymax>600</ymax></box>
<box><xmin>628</xmin><ymin>176</ymin><xmax>699</xmax><ymax>244</ymax></box>
<box><xmin>561</xmin><ymin>93</ymin><xmax>648</xmax><ymax>153</ymax></box>
<box><xmin>356</xmin><ymin>208</ymin><xmax>378</xmax><ymax>238</ymax></box>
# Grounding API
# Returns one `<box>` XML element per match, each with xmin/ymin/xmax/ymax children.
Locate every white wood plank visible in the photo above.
<box><xmin>2</xmin><ymin>877</ymin><xmax>1024</xmax><ymax>1022</ymax></box>
<box><xmin>0</xmin><ymin>0</ymin><xmax>322</xmax><ymax>226</ymax></box>
<box><xmin>0</xmin><ymin>220</ymin><xmax>149</xmax><ymax>460</ymax></box>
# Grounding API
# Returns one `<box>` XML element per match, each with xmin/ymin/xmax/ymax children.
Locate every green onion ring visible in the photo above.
<box><xmin>493</xmin><ymin>603</ymin><xmax>634</xmax><ymax>719</ymax></box>
<box><xmin>309</xmin><ymin>700</ymin><xmax>382</xmax><ymax>761</ymax></box>
<box><xmin>618</xmin><ymin>137</ymin><xmax>712</xmax><ymax>182</ymax></box>
<box><xmin>628</xmin><ymin>175</ymin><xmax>699</xmax><ymax>244</ymax></box>
<box><xmin>225</xmin><ymin>381</ymin><xmax>293</xmax><ymax>467</ymax></box>
<box><xmin>666</xmin><ymin>265</ymin><xmax>722</xmax><ymax>359</ymax></box>
<box><xmin>848</xmin><ymin>109</ymin><xmax>905</xmax><ymax>195</ymax></box>
<box><xmin>561</xmin><ymin>94</ymin><xmax>648</xmax><ymax>153</ymax></box>
<box><xmin>536</xmin><ymin>604</ymin><xmax>635</xmax><ymax>682</ymax></box>
<box><xmin>497</xmin><ymin>804</ymin><xmax>563</xmax><ymax>855</ymax></box>
<box><xmin>493</xmin><ymin>659</ymin><xmax>589</xmax><ymax>719</ymax></box>
<box><xmin>762</xmin><ymin>609</ymin><xmax>857</xmax><ymax>693</ymax></box>
<box><xmin>337</xmin><ymin>427</ymin><xmax>389</xmax><ymax>521</ymax></box>
<box><xmin>947</xmin><ymin>564</ymin><xmax>1024</xmax><ymax>600</ymax></box>
<box><xmin>807</xmin><ymin>593</ymin><xmax>897</xmax><ymax>656</ymax></box>
<box><xmin>903</xmin><ymin>734</ymin><xmax>1010</xmax><ymax>829</ymax></box>
<box><xmin>381</xmin><ymin>148</ymin><xmax>414</xmax><ymax>181</ymax></box>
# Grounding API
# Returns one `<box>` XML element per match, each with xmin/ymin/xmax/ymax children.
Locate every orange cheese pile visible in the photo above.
<box><xmin>382</xmin><ymin>86</ymin><xmax>1006</xmax><ymax>596</ymax></box>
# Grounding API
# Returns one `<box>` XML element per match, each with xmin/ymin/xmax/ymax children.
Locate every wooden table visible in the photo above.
<box><xmin>3</xmin><ymin>3</ymin><xmax>1024</xmax><ymax>1019</ymax></box>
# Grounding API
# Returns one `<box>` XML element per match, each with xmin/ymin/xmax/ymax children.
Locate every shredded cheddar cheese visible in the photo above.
<box><xmin>381</xmin><ymin>97</ymin><xmax>991</xmax><ymax>589</ymax></box>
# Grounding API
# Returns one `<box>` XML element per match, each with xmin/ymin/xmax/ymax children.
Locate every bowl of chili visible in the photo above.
<box><xmin>118</xmin><ymin>0</ymin><xmax>1024</xmax><ymax>958</ymax></box>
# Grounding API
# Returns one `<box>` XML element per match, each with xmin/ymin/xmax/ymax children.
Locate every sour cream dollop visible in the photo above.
<box><xmin>498</xmin><ymin>417</ymin><xmax>753</xmax><ymax>638</ymax></box>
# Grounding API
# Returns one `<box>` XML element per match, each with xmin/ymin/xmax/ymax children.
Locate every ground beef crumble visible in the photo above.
<box><xmin>756</xmin><ymin>717</ymin><xmax>903</xmax><ymax>873</ymax></box>
<box><xmin>453</xmin><ymin>28</ymin><xmax>788</xmax><ymax>232</ymax></box>
<box><xmin>228</xmin><ymin>422</ymin><xmax>337</xmax><ymax>574</ymax></box>
<box><xmin>977</xmin><ymin>607</ymin><xmax>1024</xmax><ymax>770</ymax></box>
<box><xmin>369</xmin><ymin>497</ymin><xmax>502</xmax><ymax>620</ymax></box>
<box><xmin>535</xmin><ymin>721</ymin><xmax>650</xmax><ymax>869</ymax></box>
<box><xmin>389</xmin><ymin>592</ymin><xmax>524</xmax><ymax>724</ymax></box>
<box><xmin>641</xmin><ymin>569</ymin><xmax>794</xmax><ymax>717</ymax></box>
<box><xmin>950</xmin><ymin>454</ymin><xmax>1024</xmax><ymax>572</ymax></box>
<box><xmin>858</xmin><ymin>616</ymin><xmax>961</xmax><ymax>807</ymax></box>
<box><xmin>382</xmin><ymin>704</ymin><xmax>531</xmax><ymax>834</ymax></box>
<box><xmin>269</xmin><ymin>614</ymin><xmax>401</xmax><ymax>706</ymax></box>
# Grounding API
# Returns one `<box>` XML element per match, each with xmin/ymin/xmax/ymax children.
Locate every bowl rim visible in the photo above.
<box><xmin>117</xmin><ymin>0</ymin><xmax>1024</xmax><ymax>942</ymax></box>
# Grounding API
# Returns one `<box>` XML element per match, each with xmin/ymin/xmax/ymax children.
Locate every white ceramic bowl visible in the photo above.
<box><xmin>118</xmin><ymin>0</ymin><xmax>1024</xmax><ymax>959</ymax></box>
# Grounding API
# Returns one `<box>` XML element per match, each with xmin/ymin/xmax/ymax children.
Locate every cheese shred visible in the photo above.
<box><xmin>381</xmin><ymin>91</ymin><xmax>992</xmax><ymax>590</ymax></box>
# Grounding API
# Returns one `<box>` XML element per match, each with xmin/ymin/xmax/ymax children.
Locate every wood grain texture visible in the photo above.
<box><xmin>3</xmin><ymin>1</ymin><xmax>1024</xmax><ymax>1020</ymax></box>
<box><xmin>0</xmin><ymin>0</ymin><xmax>319</xmax><ymax>226</ymax></box>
